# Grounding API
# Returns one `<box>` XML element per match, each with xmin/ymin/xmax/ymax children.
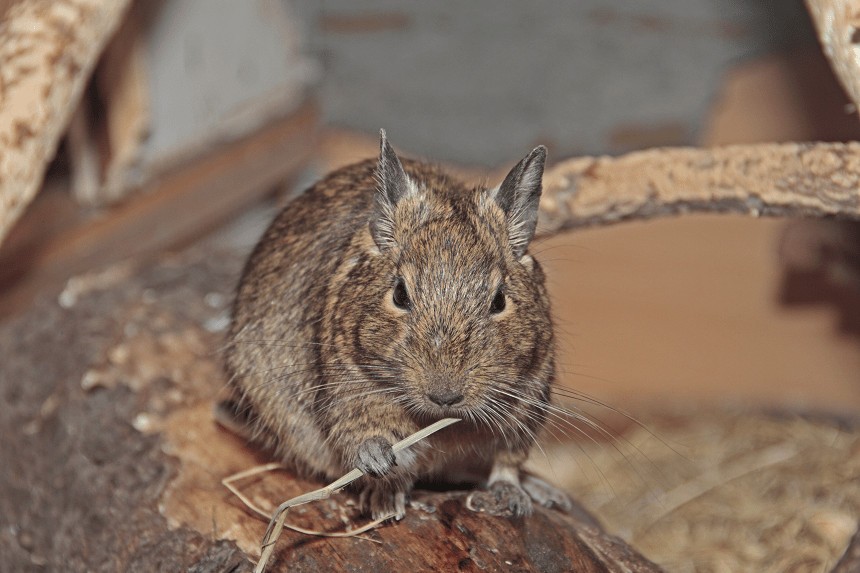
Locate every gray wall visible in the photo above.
<box><xmin>289</xmin><ymin>0</ymin><xmax>815</xmax><ymax>165</ymax></box>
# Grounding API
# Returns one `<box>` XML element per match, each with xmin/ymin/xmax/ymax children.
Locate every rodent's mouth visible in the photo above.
<box><xmin>412</xmin><ymin>399</ymin><xmax>473</xmax><ymax>422</ymax></box>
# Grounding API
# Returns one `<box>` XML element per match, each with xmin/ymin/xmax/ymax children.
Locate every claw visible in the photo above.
<box><xmin>466</xmin><ymin>480</ymin><xmax>533</xmax><ymax>517</ymax></box>
<box><xmin>492</xmin><ymin>480</ymin><xmax>533</xmax><ymax>516</ymax></box>
<box><xmin>521</xmin><ymin>473</ymin><xmax>573</xmax><ymax>512</ymax></box>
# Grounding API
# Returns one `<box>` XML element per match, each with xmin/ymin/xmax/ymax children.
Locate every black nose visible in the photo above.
<box><xmin>428</xmin><ymin>390</ymin><xmax>464</xmax><ymax>407</ymax></box>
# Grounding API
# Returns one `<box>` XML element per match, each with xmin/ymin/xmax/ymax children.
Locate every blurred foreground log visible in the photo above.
<box><xmin>0</xmin><ymin>245</ymin><xmax>661</xmax><ymax>572</ymax></box>
<box><xmin>0</xmin><ymin>0</ymin><xmax>318</xmax><ymax>322</ymax></box>
<box><xmin>0</xmin><ymin>0</ymin><xmax>132</xmax><ymax>245</ymax></box>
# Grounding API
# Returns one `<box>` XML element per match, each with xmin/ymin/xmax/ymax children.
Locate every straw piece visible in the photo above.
<box><xmin>254</xmin><ymin>417</ymin><xmax>461</xmax><ymax>573</ymax></box>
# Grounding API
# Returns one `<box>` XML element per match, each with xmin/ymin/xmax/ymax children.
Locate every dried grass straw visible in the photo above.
<box><xmin>251</xmin><ymin>417</ymin><xmax>461</xmax><ymax>573</ymax></box>
<box><xmin>223</xmin><ymin>463</ymin><xmax>384</xmax><ymax>541</ymax></box>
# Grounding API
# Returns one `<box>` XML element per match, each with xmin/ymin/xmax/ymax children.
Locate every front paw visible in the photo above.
<box><xmin>355</xmin><ymin>436</ymin><xmax>396</xmax><ymax>478</ymax></box>
<box><xmin>466</xmin><ymin>480</ymin><xmax>533</xmax><ymax>517</ymax></box>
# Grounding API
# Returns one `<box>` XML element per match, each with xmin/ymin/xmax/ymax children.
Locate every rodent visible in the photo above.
<box><xmin>222</xmin><ymin>130</ymin><xmax>571</xmax><ymax>519</ymax></box>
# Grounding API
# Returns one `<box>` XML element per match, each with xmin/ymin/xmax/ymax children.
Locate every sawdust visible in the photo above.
<box><xmin>529</xmin><ymin>411</ymin><xmax>860</xmax><ymax>572</ymax></box>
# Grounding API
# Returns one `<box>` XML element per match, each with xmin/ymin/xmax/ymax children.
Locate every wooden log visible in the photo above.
<box><xmin>0</xmin><ymin>0</ymin><xmax>132</xmax><ymax>246</ymax></box>
<box><xmin>0</xmin><ymin>244</ymin><xmax>662</xmax><ymax>572</ymax></box>
<box><xmin>537</xmin><ymin>142</ymin><xmax>860</xmax><ymax>235</ymax></box>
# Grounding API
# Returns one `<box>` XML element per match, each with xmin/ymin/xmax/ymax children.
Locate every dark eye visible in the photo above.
<box><xmin>392</xmin><ymin>278</ymin><xmax>410</xmax><ymax>309</ymax></box>
<box><xmin>490</xmin><ymin>289</ymin><xmax>506</xmax><ymax>314</ymax></box>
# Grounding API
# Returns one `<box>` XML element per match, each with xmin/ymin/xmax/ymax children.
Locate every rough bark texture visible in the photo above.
<box><xmin>0</xmin><ymin>245</ymin><xmax>662</xmax><ymax>572</ymax></box>
<box><xmin>537</xmin><ymin>142</ymin><xmax>860</xmax><ymax>235</ymax></box>
<box><xmin>0</xmin><ymin>252</ymin><xmax>250</xmax><ymax>572</ymax></box>
<box><xmin>805</xmin><ymin>0</ymin><xmax>860</xmax><ymax>114</ymax></box>
<box><xmin>0</xmin><ymin>0</ymin><xmax>132</xmax><ymax>245</ymax></box>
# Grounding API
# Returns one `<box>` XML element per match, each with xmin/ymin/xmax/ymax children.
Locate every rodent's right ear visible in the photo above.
<box><xmin>492</xmin><ymin>145</ymin><xmax>547</xmax><ymax>259</ymax></box>
<box><xmin>370</xmin><ymin>129</ymin><xmax>411</xmax><ymax>251</ymax></box>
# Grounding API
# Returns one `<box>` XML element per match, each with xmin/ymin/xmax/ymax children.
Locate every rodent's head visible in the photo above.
<box><xmin>331</xmin><ymin>131</ymin><xmax>554</xmax><ymax>429</ymax></box>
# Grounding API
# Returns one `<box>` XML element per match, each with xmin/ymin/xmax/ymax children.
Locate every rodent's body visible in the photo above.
<box><xmin>225</xmin><ymin>133</ymin><xmax>569</xmax><ymax>518</ymax></box>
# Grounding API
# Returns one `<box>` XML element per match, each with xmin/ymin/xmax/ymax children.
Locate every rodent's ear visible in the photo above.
<box><xmin>493</xmin><ymin>145</ymin><xmax>547</xmax><ymax>258</ymax></box>
<box><xmin>370</xmin><ymin>129</ymin><xmax>411</xmax><ymax>251</ymax></box>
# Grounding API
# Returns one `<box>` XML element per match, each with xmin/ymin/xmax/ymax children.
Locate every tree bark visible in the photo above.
<box><xmin>0</xmin><ymin>245</ymin><xmax>662</xmax><ymax>572</ymax></box>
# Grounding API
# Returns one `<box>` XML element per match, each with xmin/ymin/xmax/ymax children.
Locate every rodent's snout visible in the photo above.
<box><xmin>423</xmin><ymin>370</ymin><xmax>467</xmax><ymax>409</ymax></box>
<box><xmin>427</xmin><ymin>389</ymin><xmax>464</xmax><ymax>407</ymax></box>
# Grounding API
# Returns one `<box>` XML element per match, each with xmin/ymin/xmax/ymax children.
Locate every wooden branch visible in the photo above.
<box><xmin>537</xmin><ymin>142</ymin><xmax>860</xmax><ymax>235</ymax></box>
<box><xmin>0</xmin><ymin>0</ymin><xmax>132</xmax><ymax>245</ymax></box>
<box><xmin>805</xmin><ymin>0</ymin><xmax>860</xmax><ymax>113</ymax></box>
<box><xmin>0</xmin><ymin>244</ymin><xmax>662</xmax><ymax>572</ymax></box>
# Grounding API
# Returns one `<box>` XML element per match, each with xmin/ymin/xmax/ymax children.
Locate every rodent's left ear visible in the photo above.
<box><xmin>492</xmin><ymin>145</ymin><xmax>547</xmax><ymax>258</ymax></box>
